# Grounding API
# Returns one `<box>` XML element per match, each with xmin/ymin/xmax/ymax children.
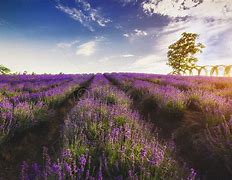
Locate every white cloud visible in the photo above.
<box><xmin>94</xmin><ymin>36</ymin><xmax>106</xmax><ymax>42</ymax></box>
<box><xmin>123</xmin><ymin>33</ymin><xmax>129</xmax><ymax>37</ymax></box>
<box><xmin>117</xmin><ymin>0</ymin><xmax>138</xmax><ymax>6</ymax></box>
<box><xmin>134</xmin><ymin>29</ymin><xmax>148</xmax><ymax>36</ymax></box>
<box><xmin>76</xmin><ymin>41</ymin><xmax>96</xmax><ymax>56</ymax></box>
<box><xmin>99</xmin><ymin>54</ymin><xmax>135</xmax><ymax>63</ymax></box>
<box><xmin>56</xmin><ymin>0</ymin><xmax>111</xmax><ymax>31</ymax></box>
<box><xmin>142</xmin><ymin>0</ymin><xmax>232</xmax><ymax>19</ymax></box>
<box><xmin>123</xmin><ymin>29</ymin><xmax>148</xmax><ymax>40</ymax></box>
<box><xmin>133</xmin><ymin>55</ymin><xmax>164</xmax><ymax>67</ymax></box>
<box><xmin>122</xmin><ymin>54</ymin><xmax>134</xmax><ymax>58</ymax></box>
<box><xmin>57</xmin><ymin>40</ymin><xmax>79</xmax><ymax>49</ymax></box>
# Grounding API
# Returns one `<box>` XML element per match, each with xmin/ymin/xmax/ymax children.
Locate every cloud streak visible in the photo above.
<box><xmin>131</xmin><ymin>54</ymin><xmax>171</xmax><ymax>73</ymax></box>
<box><xmin>122</xmin><ymin>54</ymin><xmax>134</xmax><ymax>58</ymax></box>
<box><xmin>57</xmin><ymin>40</ymin><xmax>80</xmax><ymax>49</ymax></box>
<box><xmin>117</xmin><ymin>0</ymin><xmax>138</xmax><ymax>6</ymax></box>
<box><xmin>56</xmin><ymin>0</ymin><xmax>111</xmax><ymax>31</ymax></box>
<box><xmin>76</xmin><ymin>41</ymin><xmax>96</xmax><ymax>56</ymax></box>
<box><xmin>123</xmin><ymin>29</ymin><xmax>148</xmax><ymax>41</ymax></box>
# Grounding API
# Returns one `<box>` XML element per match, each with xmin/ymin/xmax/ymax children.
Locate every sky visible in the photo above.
<box><xmin>0</xmin><ymin>0</ymin><xmax>231</xmax><ymax>74</ymax></box>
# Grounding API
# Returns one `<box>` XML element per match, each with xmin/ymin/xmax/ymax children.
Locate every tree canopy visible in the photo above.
<box><xmin>167</xmin><ymin>32</ymin><xmax>205</xmax><ymax>75</ymax></box>
<box><xmin>0</xmin><ymin>65</ymin><xmax>11</xmax><ymax>74</ymax></box>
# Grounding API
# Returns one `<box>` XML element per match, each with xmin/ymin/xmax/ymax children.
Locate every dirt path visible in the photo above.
<box><xmin>0</xmin><ymin>78</ymin><xmax>93</xmax><ymax>179</ymax></box>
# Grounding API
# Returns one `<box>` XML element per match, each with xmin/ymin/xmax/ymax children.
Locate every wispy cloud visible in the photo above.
<box><xmin>122</xmin><ymin>54</ymin><xmax>134</xmax><ymax>58</ymax></box>
<box><xmin>123</xmin><ymin>29</ymin><xmax>148</xmax><ymax>40</ymax></box>
<box><xmin>134</xmin><ymin>29</ymin><xmax>147</xmax><ymax>36</ymax></box>
<box><xmin>56</xmin><ymin>0</ymin><xmax>111</xmax><ymax>31</ymax></box>
<box><xmin>123</xmin><ymin>33</ymin><xmax>129</xmax><ymax>37</ymax></box>
<box><xmin>132</xmin><ymin>55</ymin><xmax>159</xmax><ymax>68</ymax></box>
<box><xmin>57</xmin><ymin>36</ymin><xmax>105</xmax><ymax>57</ymax></box>
<box><xmin>57</xmin><ymin>39</ymin><xmax>80</xmax><ymax>49</ymax></box>
<box><xmin>76</xmin><ymin>41</ymin><xmax>96</xmax><ymax>56</ymax></box>
<box><xmin>99</xmin><ymin>54</ymin><xmax>135</xmax><ymax>63</ymax></box>
<box><xmin>131</xmin><ymin>54</ymin><xmax>171</xmax><ymax>73</ymax></box>
<box><xmin>116</xmin><ymin>0</ymin><xmax>138</xmax><ymax>6</ymax></box>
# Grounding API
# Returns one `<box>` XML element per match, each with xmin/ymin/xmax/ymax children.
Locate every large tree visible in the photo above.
<box><xmin>0</xmin><ymin>65</ymin><xmax>11</xmax><ymax>74</ymax></box>
<box><xmin>167</xmin><ymin>32</ymin><xmax>205</xmax><ymax>75</ymax></box>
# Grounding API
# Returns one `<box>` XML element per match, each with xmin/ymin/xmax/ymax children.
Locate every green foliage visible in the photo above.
<box><xmin>105</xmin><ymin>94</ymin><xmax>117</xmax><ymax>104</ymax></box>
<box><xmin>167</xmin><ymin>32</ymin><xmax>205</xmax><ymax>75</ymax></box>
<box><xmin>114</xmin><ymin>115</ymin><xmax>127</xmax><ymax>127</ymax></box>
<box><xmin>0</xmin><ymin>65</ymin><xmax>11</xmax><ymax>74</ymax></box>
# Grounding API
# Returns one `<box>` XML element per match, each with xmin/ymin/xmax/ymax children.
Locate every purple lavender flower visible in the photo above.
<box><xmin>187</xmin><ymin>168</ymin><xmax>197</xmax><ymax>180</ymax></box>
<box><xmin>31</xmin><ymin>163</ymin><xmax>41</xmax><ymax>177</ymax></box>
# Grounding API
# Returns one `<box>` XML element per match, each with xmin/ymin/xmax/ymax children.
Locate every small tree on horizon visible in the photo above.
<box><xmin>167</xmin><ymin>32</ymin><xmax>205</xmax><ymax>75</ymax></box>
<box><xmin>0</xmin><ymin>65</ymin><xmax>11</xmax><ymax>74</ymax></box>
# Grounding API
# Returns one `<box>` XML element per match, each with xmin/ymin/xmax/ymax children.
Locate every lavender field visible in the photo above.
<box><xmin>0</xmin><ymin>73</ymin><xmax>232</xmax><ymax>179</ymax></box>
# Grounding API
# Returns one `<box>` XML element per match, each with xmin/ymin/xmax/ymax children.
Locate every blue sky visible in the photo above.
<box><xmin>0</xmin><ymin>0</ymin><xmax>231</xmax><ymax>74</ymax></box>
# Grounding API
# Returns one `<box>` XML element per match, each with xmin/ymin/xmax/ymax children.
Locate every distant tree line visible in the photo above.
<box><xmin>0</xmin><ymin>65</ymin><xmax>11</xmax><ymax>74</ymax></box>
<box><xmin>0</xmin><ymin>65</ymin><xmax>63</xmax><ymax>75</ymax></box>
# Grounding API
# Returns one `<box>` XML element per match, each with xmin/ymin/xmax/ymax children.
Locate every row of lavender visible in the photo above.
<box><xmin>111</xmin><ymin>73</ymin><xmax>232</xmax><ymax>124</ymax></box>
<box><xmin>0</xmin><ymin>74</ymin><xmax>93</xmax><ymax>142</ymax></box>
<box><xmin>106</xmin><ymin>73</ymin><xmax>232</xmax><ymax>178</ymax></box>
<box><xmin>136</xmin><ymin>73</ymin><xmax>232</xmax><ymax>100</ymax></box>
<box><xmin>21</xmin><ymin>75</ymin><xmax>195</xmax><ymax>179</ymax></box>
